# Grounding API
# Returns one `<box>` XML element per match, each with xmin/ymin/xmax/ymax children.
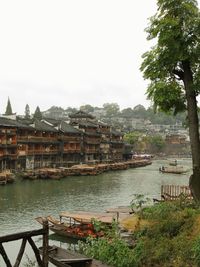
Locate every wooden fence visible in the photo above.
<box><xmin>0</xmin><ymin>220</ymin><xmax>49</xmax><ymax>267</ymax></box>
<box><xmin>161</xmin><ymin>185</ymin><xmax>193</xmax><ymax>201</ymax></box>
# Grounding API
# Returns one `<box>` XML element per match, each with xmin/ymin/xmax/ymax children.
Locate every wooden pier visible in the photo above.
<box><xmin>20</xmin><ymin>159</ymin><xmax>152</xmax><ymax>180</ymax></box>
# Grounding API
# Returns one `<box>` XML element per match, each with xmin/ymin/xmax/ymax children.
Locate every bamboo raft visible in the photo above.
<box><xmin>20</xmin><ymin>159</ymin><xmax>152</xmax><ymax>180</ymax></box>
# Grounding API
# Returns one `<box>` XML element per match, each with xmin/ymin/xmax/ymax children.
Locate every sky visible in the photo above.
<box><xmin>0</xmin><ymin>0</ymin><xmax>184</xmax><ymax>115</ymax></box>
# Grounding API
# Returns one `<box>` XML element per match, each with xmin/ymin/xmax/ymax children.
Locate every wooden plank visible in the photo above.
<box><xmin>42</xmin><ymin>219</ymin><xmax>49</xmax><ymax>267</ymax></box>
<box><xmin>0</xmin><ymin>228</ymin><xmax>46</xmax><ymax>243</ymax></box>
<box><xmin>0</xmin><ymin>243</ymin><xmax>12</xmax><ymax>267</ymax></box>
<box><xmin>161</xmin><ymin>185</ymin><xmax>193</xmax><ymax>201</ymax></box>
<box><xmin>28</xmin><ymin>237</ymin><xmax>44</xmax><ymax>267</ymax></box>
<box><xmin>13</xmin><ymin>238</ymin><xmax>27</xmax><ymax>267</ymax></box>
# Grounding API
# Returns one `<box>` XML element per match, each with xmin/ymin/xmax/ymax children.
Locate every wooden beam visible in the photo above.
<box><xmin>42</xmin><ymin>219</ymin><xmax>49</xmax><ymax>267</ymax></box>
<box><xmin>0</xmin><ymin>243</ymin><xmax>12</xmax><ymax>267</ymax></box>
<box><xmin>28</xmin><ymin>237</ymin><xmax>44</xmax><ymax>267</ymax></box>
<box><xmin>13</xmin><ymin>238</ymin><xmax>27</xmax><ymax>267</ymax></box>
<box><xmin>0</xmin><ymin>228</ymin><xmax>46</xmax><ymax>243</ymax></box>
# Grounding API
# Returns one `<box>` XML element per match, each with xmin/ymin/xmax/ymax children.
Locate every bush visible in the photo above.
<box><xmin>79</xmin><ymin>201</ymin><xmax>200</xmax><ymax>267</ymax></box>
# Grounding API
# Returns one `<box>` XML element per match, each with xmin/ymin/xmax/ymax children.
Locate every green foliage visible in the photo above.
<box><xmin>79</xmin><ymin>236</ymin><xmax>137</xmax><ymax>267</ymax></box>
<box><xmin>79</xmin><ymin>201</ymin><xmax>200</xmax><ymax>267</ymax></box>
<box><xmin>192</xmin><ymin>236</ymin><xmax>200</xmax><ymax>265</ymax></box>
<box><xmin>80</xmin><ymin>104</ymin><xmax>94</xmax><ymax>113</ymax></box>
<box><xmin>25</xmin><ymin>104</ymin><xmax>30</xmax><ymax>119</ymax></box>
<box><xmin>124</xmin><ymin>132</ymin><xmax>140</xmax><ymax>145</ymax></box>
<box><xmin>124</xmin><ymin>131</ymin><xmax>165</xmax><ymax>153</ymax></box>
<box><xmin>33</xmin><ymin>106</ymin><xmax>42</xmax><ymax>120</ymax></box>
<box><xmin>149</xmin><ymin>135</ymin><xmax>165</xmax><ymax>152</ymax></box>
<box><xmin>103</xmin><ymin>103</ymin><xmax>120</xmax><ymax>117</ymax></box>
<box><xmin>130</xmin><ymin>194</ymin><xmax>151</xmax><ymax>212</ymax></box>
<box><xmin>141</xmin><ymin>0</ymin><xmax>200</xmax><ymax>113</ymax></box>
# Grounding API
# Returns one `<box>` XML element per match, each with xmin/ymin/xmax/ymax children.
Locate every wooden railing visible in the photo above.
<box><xmin>161</xmin><ymin>185</ymin><xmax>193</xmax><ymax>201</ymax></box>
<box><xmin>0</xmin><ymin>220</ymin><xmax>49</xmax><ymax>267</ymax></box>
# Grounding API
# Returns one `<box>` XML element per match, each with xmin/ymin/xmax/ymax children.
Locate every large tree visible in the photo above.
<box><xmin>33</xmin><ymin>106</ymin><xmax>42</xmax><ymax>120</ymax></box>
<box><xmin>141</xmin><ymin>0</ymin><xmax>200</xmax><ymax>200</ymax></box>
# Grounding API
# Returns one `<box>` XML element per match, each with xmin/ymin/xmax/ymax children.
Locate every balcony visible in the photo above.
<box><xmin>84</xmin><ymin>138</ymin><xmax>100</xmax><ymax>145</ymax></box>
<box><xmin>27</xmin><ymin>149</ymin><xmax>59</xmax><ymax>155</ymax></box>
<box><xmin>63</xmin><ymin>148</ymin><xmax>81</xmax><ymax>153</ymax></box>
<box><xmin>0</xmin><ymin>140</ymin><xmax>17</xmax><ymax>146</ymax></box>
<box><xmin>18</xmin><ymin>136</ymin><xmax>58</xmax><ymax>143</ymax></box>
<box><xmin>84</xmin><ymin>148</ymin><xmax>99</xmax><ymax>154</ymax></box>
<box><xmin>59</xmin><ymin>136</ymin><xmax>81</xmax><ymax>142</ymax></box>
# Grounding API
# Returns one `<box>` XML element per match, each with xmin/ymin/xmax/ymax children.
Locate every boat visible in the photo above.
<box><xmin>39</xmin><ymin>245</ymin><xmax>111</xmax><ymax>267</ymax></box>
<box><xmin>36</xmin><ymin>211</ymin><xmax>122</xmax><ymax>240</ymax></box>
<box><xmin>0</xmin><ymin>170</ymin><xmax>15</xmax><ymax>185</ymax></box>
<box><xmin>169</xmin><ymin>160</ymin><xmax>178</xmax><ymax>166</ymax></box>
<box><xmin>159</xmin><ymin>165</ymin><xmax>189</xmax><ymax>174</ymax></box>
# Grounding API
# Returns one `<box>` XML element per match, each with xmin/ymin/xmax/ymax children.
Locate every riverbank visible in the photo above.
<box><xmin>19</xmin><ymin>159</ymin><xmax>152</xmax><ymax>180</ymax></box>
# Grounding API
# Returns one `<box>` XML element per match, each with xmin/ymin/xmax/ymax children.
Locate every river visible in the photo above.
<box><xmin>0</xmin><ymin>158</ymin><xmax>192</xmax><ymax>265</ymax></box>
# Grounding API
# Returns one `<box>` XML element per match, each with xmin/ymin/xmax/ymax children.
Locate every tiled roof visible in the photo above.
<box><xmin>111</xmin><ymin>130</ymin><xmax>123</xmax><ymax>136</ymax></box>
<box><xmin>72</xmin><ymin>120</ymin><xmax>98</xmax><ymax>128</ymax></box>
<box><xmin>41</xmin><ymin>118</ymin><xmax>61</xmax><ymax>127</ymax></box>
<box><xmin>0</xmin><ymin>117</ymin><xmax>33</xmax><ymax>129</ymax></box>
<box><xmin>69</xmin><ymin>110</ymin><xmax>95</xmax><ymax>119</ymax></box>
<box><xmin>60</xmin><ymin>121</ymin><xmax>82</xmax><ymax>134</ymax></box>
<box><xmin>34</xmin><ymin>120</ymin><xmax>58</xmax><ymax>132</ymax></box>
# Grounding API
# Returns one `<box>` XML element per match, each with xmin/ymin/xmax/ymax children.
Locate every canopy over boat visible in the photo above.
<box><xmin>59</xmin><ymin>211</ymin><xmax>128</xmax><ymax>224</ymax></box>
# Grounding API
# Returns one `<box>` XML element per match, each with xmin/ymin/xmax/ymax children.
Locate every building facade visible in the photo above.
<box><xmin>0</xmin><ymin>111</ymin><xmax>125</xmax><ymax>171</ymax></box>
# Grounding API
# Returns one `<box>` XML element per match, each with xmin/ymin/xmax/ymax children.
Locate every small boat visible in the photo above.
<box><xmin>159</xmin><ymin>165</ymin><xmax>189</xmax><ymax>174</ymax></box>
<box><xmin>36</xmin><ymin>211</ymin><xmax>120</xmax><ymax>240</ymax></box>
<box><xmin>0</xmin><ymin>170</ymin><xmax>15</xmax><ymax>185</ymax></box>
<box><xmin>169</xmin><ymin>160</ymin><xmax>178</xmax><ymax>166</ymax></box>
<box><xmin>39</xmin><ymin>245</ymin><xmax>111</xmax><ymax>267</ymax></box>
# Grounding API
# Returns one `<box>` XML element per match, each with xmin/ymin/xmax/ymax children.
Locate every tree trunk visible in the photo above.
<box><xmin>182</xmin><ymin>60</ymin><xmax>200</xmax><ymax>201</ymax></box>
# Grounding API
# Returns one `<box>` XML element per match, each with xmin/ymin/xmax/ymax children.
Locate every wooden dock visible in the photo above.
<box><xmin>20</xmin><ymin>159</ymin><xmax>152</xmax><ymax>180</ymax></box>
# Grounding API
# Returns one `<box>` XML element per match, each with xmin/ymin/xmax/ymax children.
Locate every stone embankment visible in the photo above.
<box><xmin>20</xmin><ymin>159</ymin><xmax>152</xmax><ymax>180</ymax></box>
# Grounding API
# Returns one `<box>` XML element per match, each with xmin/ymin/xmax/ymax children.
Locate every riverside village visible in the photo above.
<box><xmin>0</xmin><ymin>98</ymin><xmax>196</xmax><ymax>267</ymax></box>
<box><xmin>2</xmin><ymin>0</ymin><xmax>200</xmax><ymax>266</ymax></box>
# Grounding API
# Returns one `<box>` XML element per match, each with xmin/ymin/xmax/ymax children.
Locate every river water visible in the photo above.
<box><xmin>0</xmin><ymin>158</ymin><xmax>192</xmax><ymax>265</ymax></box>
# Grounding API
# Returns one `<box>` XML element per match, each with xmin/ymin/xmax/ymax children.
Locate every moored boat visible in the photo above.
<box><xmin>36</xmin><ymin>211</ymin><xmax>129</xmax><ymax>241</ymax></box>
<box><xmin>0</xmin><ymin>170</ymin><xmax>15</xmax><ymax>185</ymax></box>
<box><xmin>159</xmin><ymin>165</ymin><xmax>189</xmax><ymax>174</ymax></box>
<box><xmin>39</xmin><ymin>245</ymin><xmax>111</xmax><ymax>267</ymax></box>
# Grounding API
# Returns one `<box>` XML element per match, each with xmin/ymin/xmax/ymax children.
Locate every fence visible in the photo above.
<box><xmin>0</xmin><ymin>220</ymin><xmax>49</xmax><ymax>267</ymax></box>
<box><xmin>161</xmin><ymin>184</ymin><xmax>193</xmax><ymax>201</ymax></box>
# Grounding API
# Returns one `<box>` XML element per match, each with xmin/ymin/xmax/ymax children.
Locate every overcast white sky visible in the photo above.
<box><xmin>0</xmin><ymin>0</ymin><xmax>197</xmax><ymax>115</ymax></box>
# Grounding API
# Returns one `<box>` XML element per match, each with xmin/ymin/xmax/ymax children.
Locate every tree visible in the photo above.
<box><xmin>141</xmin><ymin>0</ymin><xmax>200</xmax><ymax>200</ymax></box>
<box><xmin>124</xmin><ymin>131</ymin><xmax>140</xmax><ymax>145</ymax></box>
<box><xmin>121</xmin><ymin>108</ymin><xmax>134</xmax><ymax>118</ymax></box>
<box><xmin>24</xmin><ymin>104</ymin><xmax>30</xmax><ymax>119</ymax></box>
<box><xmin>149</xmin><ymin>135</ymin><xmax>165</xmax><ymax>153</ymax></box>
<box><xmin>80</xmin><ymin>104</ymin><xmax>94</xmax><ymax>113</ymax></box>
<box><xmin>103</xmin><ymin>103</ymin><xmax>120</xmax><ymax>117</ymax></box>
<box><xmin>33</xmin><ymin>106</ymin><xmax>42</xmax><ymax>120</ymax></box>
<box><xmin>5</xmin><ymin>97</ymin><xmax>13</xmax><ymax>115</ymax></box>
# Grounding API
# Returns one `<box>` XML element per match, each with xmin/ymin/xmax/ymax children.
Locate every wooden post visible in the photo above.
<box><xmin>42</xmin><ymin>219</ymin><xmax>49</xmax><ymax>267</ymax></box>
